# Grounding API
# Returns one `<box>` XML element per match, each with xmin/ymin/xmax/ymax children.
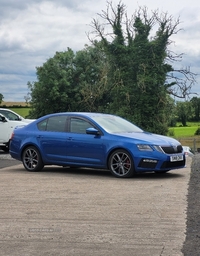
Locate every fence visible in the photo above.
<box><xmin>178</xmin><ymin>137</ymin><xmax>200</xmax><ymax>153</ymax></box>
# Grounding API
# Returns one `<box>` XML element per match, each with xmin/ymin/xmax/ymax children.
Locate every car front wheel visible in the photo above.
<box><xmin>108</xmin><ymin>149</ymin><xmax>134</xmax><ymax>178</ymax></box>
<box><xmin>22</xmin><ymin>146</ymin><xmax>44</xmax><ymax>172</ymax></box>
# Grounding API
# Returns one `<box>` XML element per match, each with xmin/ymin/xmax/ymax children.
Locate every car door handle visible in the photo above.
<box><xmin>67</xmin><ymin>137</ymin><xmax>73</xmax><ymax>141</ymax></box>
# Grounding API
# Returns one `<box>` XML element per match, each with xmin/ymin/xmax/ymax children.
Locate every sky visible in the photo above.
<box><xmin>0</xmin><ymin>0</ymin><xmax>200</xmax><ymax>102</ymax></box>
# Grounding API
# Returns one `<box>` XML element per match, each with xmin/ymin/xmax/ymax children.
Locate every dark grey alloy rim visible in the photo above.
<box><xmin>23</xmin><ymin>147</ymin><xmax>43</xmax><ymax>171</ymax></box>
<box><xmin>110</xmin><ymin>150</ymin><xmax>133</xmax><ymax>177</ymax></box>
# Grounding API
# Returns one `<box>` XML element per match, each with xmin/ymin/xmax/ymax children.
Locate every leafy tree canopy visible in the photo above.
<box><xmin>27</xmin><ymin>1</ymin><xmax>197</xmax><ymax>135</ymax></box>
<box><xmin>88</xmin><ymin>2</ymin><xmax>196</xmax><ymax>133</ymax></box>
<box><xmin>28</xmin><ymin>44</ymin><xmax>111</xmax><ymax>118</ymax></box>
<box><xmin>0</xmin><ymin>93</ymin><xmax>3</xmax><ymax>104</ymax></box>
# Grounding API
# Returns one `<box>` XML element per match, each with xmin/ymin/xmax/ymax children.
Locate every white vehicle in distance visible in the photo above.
<box><xmin>0</xmin><ymin>114</ymin><xmax>28</xmax><ymax>152</ymax></box>
<box><xmin>0</xmin><ymin>108</ymin><xmax>34</xmax><ymax>152</ymax></box>
<box><xmin>182</xmin><ymin>146</ymin><xmax>194</xmax><ymax>157</ymax></box>
<box><xmin>0</xmin><ymin>108</ymin><xmax>34</xmax><ymax>123</ymax></box>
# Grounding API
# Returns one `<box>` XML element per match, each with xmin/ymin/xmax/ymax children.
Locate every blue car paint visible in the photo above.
<box><xmin>9</xmin><ymin>112</ymin><xmax>185</xmax><ymax>173</ymax></box>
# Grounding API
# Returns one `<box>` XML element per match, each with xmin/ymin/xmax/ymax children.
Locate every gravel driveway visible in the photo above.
<box><xmin>0</xmin><ymin>150</ymin><xmax>199</xmax><ymax>255</ymax></box>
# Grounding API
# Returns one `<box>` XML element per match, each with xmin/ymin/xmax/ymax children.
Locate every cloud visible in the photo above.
<box><xmin>0</xmin><ymin>0</ymin><xmax>200</xmax><ymax>101</ymax></box>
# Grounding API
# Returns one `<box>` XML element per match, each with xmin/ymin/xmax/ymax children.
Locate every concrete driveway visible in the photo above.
<box><xmin>0</xmin><ymin>158</ymin><xmax>191</xmax><ymax>256</ymax></box>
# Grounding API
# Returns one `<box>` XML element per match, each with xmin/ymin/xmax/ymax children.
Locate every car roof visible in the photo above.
<box><xmin>55</xmin><ymin>112</ymin><xmax>110</xmax><ymax>115</ymax></box>
<box><xmin>41</xmin><ymin>112</ymin><xmax>114</xmax><ymax>118</ymax></box>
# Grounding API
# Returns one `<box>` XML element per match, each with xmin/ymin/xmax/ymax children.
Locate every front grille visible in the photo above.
<box><xmin>161</xmin><ymin>145</ymin><xmax>183</xmax><ymax>154</ymax></box>
<box><xmin>161</xmin><ymin>159</ymin><xmax>185</xmax><ymax>169</ymax></box>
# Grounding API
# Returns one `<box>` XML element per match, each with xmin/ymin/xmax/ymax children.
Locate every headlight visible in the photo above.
<box><xmin>137</xmin><ymin>144</ymin><xmax>153</xmax><ymax>151</ymax></box>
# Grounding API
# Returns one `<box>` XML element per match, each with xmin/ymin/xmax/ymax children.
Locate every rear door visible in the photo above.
<box><xmin>37</xmin><ymin>115</ymin><xmax>68</xmax><ymax>162</ymax></box>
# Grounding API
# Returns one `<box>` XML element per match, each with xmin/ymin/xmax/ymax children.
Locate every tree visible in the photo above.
<box><xmin>28</xmin><ymin>1</ymin><xmax>196</xmax><ymax>135</ymax></box>
<box><xmin>24</xmin><ymin>93</ymin><xmax>31</xmax><ymax>104</ymax></box>
<box><xmin>73</xmin><ymin>42</ymin><xmax>112</xmax><ymax>112</ymax></box>
<box><xmin>176</xmin><ymin>101</ymin><xmax>192</xmax><ymax>126</ymax></box>
<box><xmin>28</xmin><ymin>48</ymin><xmax>77</xmax><ymax>118</ymax></box>
<box><xmin>89</xmin><ymin>2</ymin><xmax>196</xmax><ymax>134</ymax></box>
<box><xmin>166</xmin><ymin>96</ymin><xmax>177</xmax><ymax>127</ymax></box>
<box><xmin>28</xmin><ymin>45</ymin><xmax>111</xmax><ymax>118</ymax></box>
<box><xmin>0</xmin><ymin>93</ymin><xmax>3</xmax><ymax>104</ymax></box>
<box><xmin>190</xmin><ymin>97</ymin><xmax>200</xmax><ymax>121</ymax></box>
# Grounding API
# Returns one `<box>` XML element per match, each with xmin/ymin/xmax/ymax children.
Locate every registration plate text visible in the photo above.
<box><xmin>170</xmin><ymin>155</ymin><xmax>184</xmax><ymax>162</ymax></box>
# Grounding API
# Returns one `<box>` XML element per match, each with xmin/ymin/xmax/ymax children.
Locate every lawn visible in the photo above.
<box><xmin>169</xmin><ymin>126</ymin><xmax>198</xmax><ymax>137</ymax></box>
<box><xmin>168</xmin><ymin>122</ymin><xmax>200</xmax><ymax>137</ymax></box>
<box><xmin>168</xmin><ymin>122</ymin><xmax>200</xmax><ymax>151</ymax></box>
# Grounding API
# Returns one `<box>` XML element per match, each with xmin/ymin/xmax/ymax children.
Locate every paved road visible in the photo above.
<box><xmin>0</xmin><ymin>151</ymin><xmax>191</xmax><ymax>256</ymax></box>
<box><xmin>0</xmin><ymin>151</ymin><xmax>20</xmax><ymax>168</ymax></box>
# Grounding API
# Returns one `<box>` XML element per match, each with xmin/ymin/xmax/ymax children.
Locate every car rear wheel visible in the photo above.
<box><xmin>108</xmin><ymin>149</ymin><xmax>134</xmax><ymax>178</ymax></box>
<box><xmin>22</xmin><ymin>146</ymin><xmax>44</xmax><ymax>172</ymax></box>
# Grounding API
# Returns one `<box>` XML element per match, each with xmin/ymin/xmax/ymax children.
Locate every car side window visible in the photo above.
<box><xmin>37</xmin><ymin>116</ymin><xmax>67</xmax><ymax>132</ymax></box>
<box><xmin>0</xmin><ymin>110</ymin><xmax>19</xmax><ymax>120</ymax></box>
<box><xmin>37</xmin><ymin>120</ymin><xmax>47</xmax><ymax>131</ymax></box>
<box><xmin>70</xmin><ymin>118</ymin><xmax>94</xmax><ymax>134</ymax></box>
<box><xmin>0</xmin><ymin>115</ymin><xmax>6</xmax><ymax>122</ymax></box>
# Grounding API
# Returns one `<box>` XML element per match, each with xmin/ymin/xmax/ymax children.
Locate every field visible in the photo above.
<box><xmin>0</xmin><ymin>102</ymin><xmax>30</xmax><ymax>118</ymax></box>
<box><xmin>168</xmin><ymin>123</ymin><xmax>200</xmax><ymax>137</ymax></box>
<box><xmin>168</xmin><ymin>123</ymin><xmax>200</xmax><ymax>151</ymax></box>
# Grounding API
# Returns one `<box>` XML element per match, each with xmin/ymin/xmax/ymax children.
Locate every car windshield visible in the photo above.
<box><xmin>92</xmin><ymin>115</ymin><xmax>143</xmax><ymax>133</ymax></box>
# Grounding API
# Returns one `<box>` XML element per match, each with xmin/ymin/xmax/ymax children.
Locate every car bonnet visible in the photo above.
<box><xmin>113</xmin><ymin>131</ymin><xmax>181</xmax><ymax>146</ymax></box>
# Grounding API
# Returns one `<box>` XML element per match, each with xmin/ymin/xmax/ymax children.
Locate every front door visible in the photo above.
<box><xmin>66</xmin><ymin>117</ymin><xmax>106</xmax><ymax>167</ymax></box>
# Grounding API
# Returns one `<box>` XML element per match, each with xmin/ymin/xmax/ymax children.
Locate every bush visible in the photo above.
<box><xmin>168</xmin><ymin>129</ymin><xmax>175</xmax><ymax>137</ymax></box>
<box><xmin>194</xmin><ymin>127</ymin><xmax>200</xmax><ymax>135</ymax></box>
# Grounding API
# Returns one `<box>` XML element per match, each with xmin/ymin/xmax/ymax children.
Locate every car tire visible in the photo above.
<box><xmin>108</xmin><ymin>149</ymin><xmax>134</xmax><ymax>178</ymax></box>
<box><xmin>0</xmin><ymin>146</ymin><xmax>9</xmax><ymax>152</ymax></box>
<box><xmin>22</xmin><ymin>146</ymin><xmax>44</xmax><ymax>172</ymax></box>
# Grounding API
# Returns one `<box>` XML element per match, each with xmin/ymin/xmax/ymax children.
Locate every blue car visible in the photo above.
<box><xmin>9</xmin><ymin>112</ymin><xmax>185</xmax><ymax>178</ymax></box>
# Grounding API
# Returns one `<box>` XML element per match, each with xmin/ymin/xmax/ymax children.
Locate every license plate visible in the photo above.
<box><xmin>170</xmin><ymin>155</ymin><xmax>184</xmax><ymax>162</ymax></box>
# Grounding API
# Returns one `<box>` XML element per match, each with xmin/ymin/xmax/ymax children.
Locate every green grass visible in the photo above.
<box><xmin>168</xmin><ymin>122</ymin><xmax>200</xmax><ymax>138</ymax></box>
<box><xmin>168</xmin><ymin>122</ymin><xmax>200</xmax><ymax>151</ymax></box>
<box><xmin>9</xmin><ymin>108</ymin><xmax>30</xmax><ymax>118</ymax></box>
<box><xmin>169</xmin><ymin>127</ymin><xmax>198</xmax><ymax>137</ymax></box>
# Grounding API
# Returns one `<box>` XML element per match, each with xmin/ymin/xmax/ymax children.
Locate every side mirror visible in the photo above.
<box><xmin>86</xmin><ymin>127</ymin><xmax>100</xmax><ymax>135</ymax></box>
<box><xmin>0</xmin><ymin>116</ymin><xmax>7</xmax><ymax>122</ymax></box>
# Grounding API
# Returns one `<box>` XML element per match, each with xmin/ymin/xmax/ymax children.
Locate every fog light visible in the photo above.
<box><xmin>138</xmin><ymin>159</ymin><xmax>158</xmax><ymax>168</ymax></box>
<box><xmin>143</xmin><ymin>159</ymin><xmax>158</xmax><ymax>163</ymax></box>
